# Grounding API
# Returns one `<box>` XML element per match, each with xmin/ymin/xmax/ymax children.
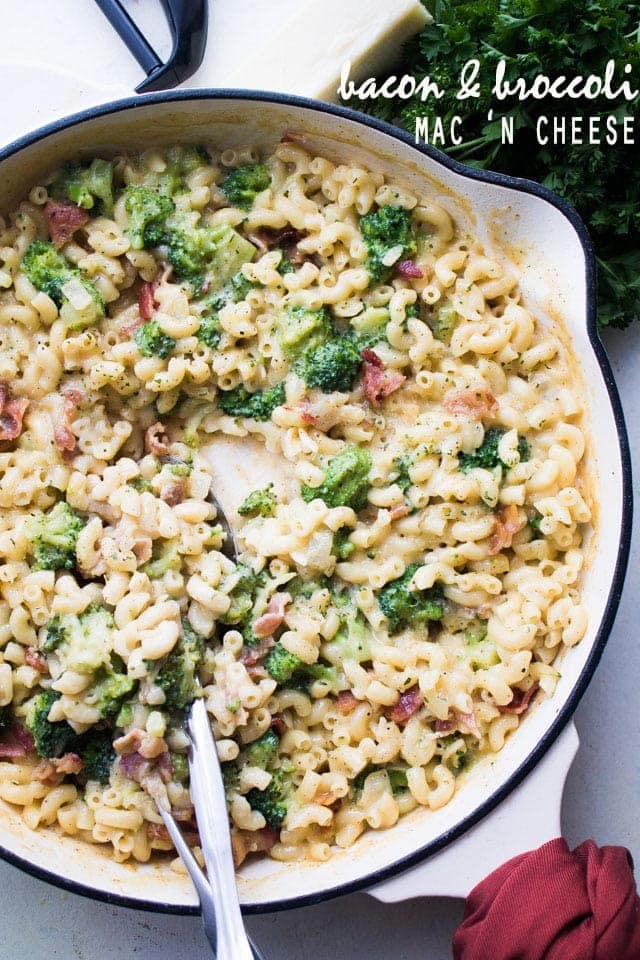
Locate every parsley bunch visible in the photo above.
<box><xmin>359</xmin><ymin>0</ymin><xmax>640</xmax><ymax>328</ymax></box>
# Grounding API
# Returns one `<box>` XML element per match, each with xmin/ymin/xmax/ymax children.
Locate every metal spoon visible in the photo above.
<box><xmin>154</xmin><ymin>489</ymin><xmax>263</xmax><ymax>960</ymax></box>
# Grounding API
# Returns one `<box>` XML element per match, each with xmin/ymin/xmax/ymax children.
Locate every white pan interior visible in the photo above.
<box><xmin>0</xmin><ymin>96</ymin><xmax>626</xmax><ymax>911</ymax></box>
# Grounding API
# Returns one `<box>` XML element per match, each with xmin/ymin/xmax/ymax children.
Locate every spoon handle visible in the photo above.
<box><xmin>188</xmin><ymin>696</ymin><xmax>256</xmax><ymax>960</ymax></box>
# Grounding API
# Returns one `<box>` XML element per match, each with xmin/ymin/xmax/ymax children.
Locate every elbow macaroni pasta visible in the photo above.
<box><xmin>0</xmin><ymin>141</ymin><xmax>591</xmax><ymax>869</ymax></box>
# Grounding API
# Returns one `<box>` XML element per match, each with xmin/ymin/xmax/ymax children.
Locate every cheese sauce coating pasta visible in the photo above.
<box><xmin>0</xmin><ymin>142</ymin><xmax>591</xmax><ymax>868</ymax></box>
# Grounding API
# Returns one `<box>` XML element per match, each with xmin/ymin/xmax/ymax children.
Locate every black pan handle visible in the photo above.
<box><xmin>94</xmin><ymin>0</ymin><xmax>208</xmax><ymax>92</ymax></box>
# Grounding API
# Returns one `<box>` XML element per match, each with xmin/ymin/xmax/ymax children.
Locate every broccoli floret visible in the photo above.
<box><xmin>428</xmin><ymin>303</ymin><xmax>459</xmax><ymax>342</ymax></box>
<box><xmin>279</xmin><ymin>305</ymin><xmax>331</xmax><ymax>358</ymax></box>
<box><xmin>50</xmin><ymin>159</ymin><xmax>114</xmax><ymax>216</ymax></box>
<box><xmin>464</xmin><ymin>620</ymin><xmax>499</xmax><ymax>669</ymax></box>
<box><xmin>221</xmin><ymin>163</ymin><xmax>271</xmax><ymax>210</ymax></box>
<box><xmin>301</xmin><ymin>445</ymin><xmax>371</xmax><ymax>512</ymax></box>
<box><xmin>228</xmin><ymin>270</ymin><xmax>255</xmax><ymax>301</ymax></box>
<box><xmin>160</xmin><ymin>208</ymin><xmax>256</xmax><ymax>292</ymax></box>
<box><xmin>333</xmin><ymin>526</ymin><xmax>355</xmax><ymax>560</ymax></box>
<box><xmin>156</xmin><ymin>619</ymin><xmax>206</xmax><ymax>712</ymax></box>
<box><xmin>244</xmin><ymin>729</ymin><xmax>280</xmax><ymax>768</ymax></box>
<box><xmin>124</xmin><ymin>185</ymin><xmax>175</xmax><ymax>250</ymax></box>
<box><xmin>164</xmin><ymin>145</ymin><xmax>209</xmax><ymax>183</ymax></box>
<box><xmin>218</xmin><ymin>382</ymin><xmax>285</xmax><ymax>421</ymax></box>
<box><xmin>394</xmin><ymin>454</ymin><xmax>413</xmax><ymax>492</ymax></box>
<box><xmin>458</xmin><ymin>428</ymin><xmax>530</xmax><ymax>474</ymax></box>
<box><xmin>264</xmin><ymin>644</ymin><xmax>303</xmax><ymax>683</ymax></box>
<box><xmin>115</xmin><ymin>702</ymin><xmax>133</xmax><ymax>728</ymax></box>
<box><xmin>195</xmin><ymin>271</ymin><xmax>256</xmax><ymax>348</ymax></box>
<box><xmin>26</xmin><ymin>690</ymin><xmax>76</xmax><ymax>759</ymax></box>
<box><xmin>140</xmin><ymin>538</ymin><xmax>182</xmax><ymax>579</ymax></box>
<box><xmin>220</xmin><ymin>762</ymin><xmax>240</xmax><ymax>803</ymax></box>
<box><xmin>300</xmin><ymin>338</ymin><xmax>363</xmax><ymax>393</ymax></box>
<box><xmin>90</xmin><ymin>672</ymin><xmax>137</xmax><ymax>721</ymax></box>
<box><xmin>465</xmin><ymin>621</ymin><xmax>488</xmax><ymax>645</ymax></box>
<box><xmin>135</xmin><ymin>145</ymin><xmax>209</xmax><ymax>197</ymax></box>
<box><xmin>350</xmin><ymin>306</ymin><xmax>390</xmax><ymax>343</ymax></box>
<box><xmin>170</xmin><ymin>752</ymin><xmax>189</xmax><ymax>782</ymax></box>
<box><xmin>518</xmin><ymin>436</ymin><xmax>531</xmax><ymax>461</ymax></box>
<box><xmin>378</xmin><ymin>563</ymin><xmax>445</xmax><ymax>634</ymax></box>
<box><xmin>41</xmin><ymin>614</ymin><xmax>67</xmax><ymax>653</ymax></box>
<box><xmin>26</xmin><ymin>501</ymin><xmax>85</xmax><ymax>572</ymax></box>
<box><xmin>246</xmin><ymin>766</ymin><xmax>293</xmax><ymax>829</ymax></box>
<box><xmin>21</xmin><ymin>241</ymin><xmax>104</xmax><ymax>321</ymax></box>
<box><xmin>76</xmin><ymin>728</ymin><xmax>115</xmax><ymax>784</ymax></box>
<box><xmin>42</xmin><ymin>604</ymin><xmax>114</xmax><ymax>676</ymax></box>
<box><xmin>296</xmin><ymin>662</ymin><xmax>340</xmax><ymax>694</ymax></box>
<box><xmin>220</xmin><ymin>564</ymin><xmax>261</xmax><ymax>626</ymax></box>
<box><xmin>276</xmin><ymin>250</ymin><xmax>295</xmax><ymax>275</ymax></box>
<box><xmin>287</xmin><ymin>576</ymin><xmax>332</xmax><ymax>601</ymax></box>
<box><xmin>323</xmin><ymin>608</ymin><xmax>371</xmax><ymax>664</ymax></box>
<box><xmin>134</xmin><ymin>320</ymin><xmax>176</xmax><ymax>359</ymax></box>
<box><xmin>360</xmin><ymin>205</ymin><xmax>417</xmax><ymax>283</ymax></box>
<box><xmin>352</xmin><ymin>765</ymin><xmax>409</xmax><ymax>798</ymax></box>
<box><xmin>264</xmin><ymin>645</ymin><xmax>337</xmax><ymax>692</ymax></box>
<box><xmin>529</xmin><ymin>510</ymin><xmax>544</xmax><ymax>533</ymax></box>
<box><xmin>238</xmin><ymin>485</ymin><xmax>277</xmax><ymax>519</ymax></box>
<box><xmin>202</xmin><ymin>270</ymin><xmax>257</xmax><ymax>313</ymax></box>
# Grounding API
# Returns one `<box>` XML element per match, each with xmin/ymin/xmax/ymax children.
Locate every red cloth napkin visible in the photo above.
<box><xmin>453</xmin><ymin>838</ymin><xmax>640</xmax><ymax>960</ymax></box>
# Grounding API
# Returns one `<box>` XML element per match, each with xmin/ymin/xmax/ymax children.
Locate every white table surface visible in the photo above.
<box><xmin>1</xmin><ymin>3</ymin><xmax>638</xmax><ymax>957</ymax></box>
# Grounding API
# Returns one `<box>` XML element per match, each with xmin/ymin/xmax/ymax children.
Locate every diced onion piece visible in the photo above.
<box><xmin>381</xmin><ymin>244</ymin><xmax>404</xmax><ymax>267</ymax></box>
<box><xmin>61</xmin><ymin>277</ymin><xmax>93</xmax><ymax>311</ymax></box>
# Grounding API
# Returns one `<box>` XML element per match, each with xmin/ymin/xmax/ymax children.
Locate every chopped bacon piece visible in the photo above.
<box><xmin>443</xmin><ymin>388</ymin><xmax>498</xmax><ymax>420</ymax></box>
<box><xmin>139</xmin><ymin>281</ymin><xmax>157</xmax><ymax>321</ymax></box>
<box><xmin>435</xmin><ymin>718</ymin><xmax>454</xmax><ymax>733</ymax></box>
<box><xmin>241</xmin><ymin>637</ymin><xmax>275</xmax><ymax>667</ymax></box>
<box><xmin>246</xmin><ymin>232</ymin><xmax>268</xmax><ymax>255</ymax></box>
<box><xmin>159</xmin><ymin>480</ymin><xmax>184</xmax><ymax>506</ymax></box>
<box><xmin>489</xmin><ymin>504</ymin><xmax>524</xmax><ymax>555</ymax></box>
<box><xmin>0</xmin><ymin>724</ymin><xmax>34</xmax><ymax>759</ymax></box>
<box><xmin>231</xmin><ymin>826</ymin><xmax>280</xmax><ymax>868</ymax></box>
<box><xmin>390</xmin><ymin>504</ymin><xmax>410</xmax><ymax>520</ymax></box>
<box><xmin>157</xmin><ymin>750</ymin><xmax>173</xmax><ymax>783</ymax></box>
<box><xmin>53</xmin><ymin>387</ymin><xmax>85</xmax><ymax>456</ymax></box>
<box><xmin>44</xmin><ymin>200</ymin><xmax>89</xmax><ymax>249</ymax></box>
<box><xmin>119</xmin><ymin>751</ymin><xmax>153</xmax><ymax>783</ymax></box>
<box><xmin>145</xmin><ymin>422</ymin><xmax>169</xmax><ymax>455</ymax></box>
<box><xmin>457</xmin><ymin>710</ymin><xmax>481</xmax><ymax>739</ymax></box>
<box><xmin>259</xmin><ymin>227</ymin><xmax>303</xmax><ymax>249</ymax></box>
<box><xmin>270</xmin><ymin>714</ymin><xmax>287</xmax><ymax>736</ymax></box>
<box><xmin>0</xmin><ymin>381</ymin><xmax>29</xmax><ymax>442</ymax></box>
<box><xmin>54</xmin><ymin>752</ymin><xmax>84</xmax><ymax>775</ymax></box>
<box><xmin>396</xmin><ymin>259</ymin><xmax>424</xmax><ymax>279</ymax></box>
<box><xmin>337</xmin><ymin>690</ymin><xmax>359</xmax><ymax>715</ymax></box>
<box><xmin>246</xmin><ymin>664</ymin><xmax>269</xmax><ymax>680</ymax></box>
<box><xmin>114</xmin><ymin>729</ymin><xmax>143</xmax><ymax>755</ymax></box>
<box><xmin>120</xmin><ymin>314</ymin><xmax>145</xmax><ymax>336</ymax></box>
<box><xmin>173</xmin><ymin>805</ymin><xmax>196</xmax><ymax>824</ymax></box>
<box><xmin>499</xmin><ymin>682</ymin><xmax>539</xmax><ymax>716</ymax></box>
<box><xmin>24</xmin><ymin>647</ymin><xmax>47</xmax><ymax>673</ymax></box>
<box><xmin>148</xmin><ymin>822</ymin><xmax>171</xmax><ymax>843</ymax></box>
<box><xmin>281</xmin><ymin>131</ymin><xmax>306</xmax><ymax>143</ymax></box>
<box><xmin>53</xmin><ymin>424</ymin><xmax>76</xmax><ymax>452</ymax></box>
<box><xmin>138</xmin><ymin>735</ymin><xmax>168</xmax><ymax>760</ymax></box>
<box><xmin>33</xmin><ymin>759</ymin><xmax>59</xmax><ymax>784</ymax></box>
<box><xmin>385</xmin><ymin>685</ymin><xmax>423</xmax><ymax>724</ymax></box>
<box><xmin>249</xmin><ymin>226</ymin><xmax>307</xmax><ymax>268</ymax></box>
<box><xmin>297</xmin><ymin>398</ymin><xmax>341</xmax><ymax>432</ymax></box>
<box><xmin>362</xmin><ymin>349</ymin><xmax>406</xmax><ymax>408</ymax></box>
<box><xmin>252</xmin><ymin>592</ymin><xmax>291</xmax><ymax>639</ymax></box>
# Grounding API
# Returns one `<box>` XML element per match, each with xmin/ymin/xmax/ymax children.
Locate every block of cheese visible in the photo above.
<box><xmin>225</xmin><ymin>0</ymin><xmax>429</xmax><ymax>102</ymax></box>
